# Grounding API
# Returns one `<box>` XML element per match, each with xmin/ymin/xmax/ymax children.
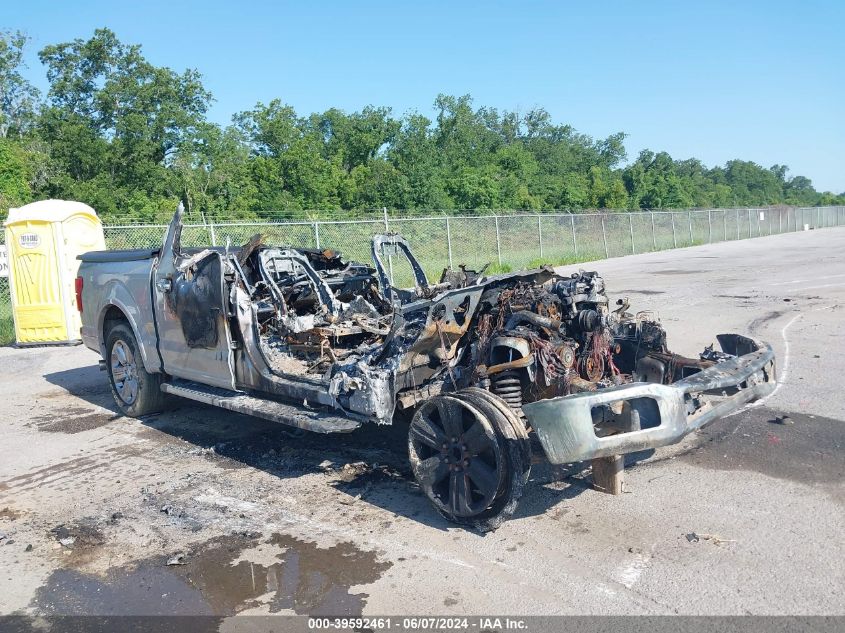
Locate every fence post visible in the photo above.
<box><xmin>723</xmin><ymin>210</ymin><xmax>727</xmax><ymax>241</ymax></box>
<box><xmin>383</xmin><ymin>207</ymin><xmax>393</xmax><ymax>283</ymax></box>
<box><xmin>736</xmin><ymin>208</ymin><xmax>740</xmax><ymax>239</ymax></box>
<box><xmin>671</xmin><ymin>212</ymin><xmax>677</xmax><ymax>248</ymax></box>
<box><xmin>570</xmin><ymin>214</ymin><xmax>578</xmax><ymax>258</ymax></box>
<box><xmin>313</xmin><ymin>222</ymin><xmax>320</xmax><ymax>249</ymax></box>
<box><xmin>708</xmin><ymin>209</ymin><xmax>712</xmax><ymax>243</ymax></box>
<box><xmin>748</xmin><ymin>208</ymin><xmax>752</xmax><ymax>237</ymax></box>
<box><xmin>209</xmin><ymin>221</ymin><xmax>217</xmax><ymax>247</ymax></box>
<box><xmin>650</xmin><ymin>212</ymin><xmax>656</xmax><ymax>250</ymax></box>
<box><xmin>688</xmin><ymin>211</ymin><xmax>693</xmax><ymax>245</ymax></box>
<box><xmin>601</xmin><ymin>214</ymin><xmax>609</xmax><ymax>258</ymax></box>
<box><xmin>778</xmin><ymin>209</ymin><xmax>782</xmax><ymax>234</ymax></box>
<box><xmin>629</xmin><ymin>213</ymin><xmax>635</xmax><ymax>254</ymax></box>
<box><xmin>445</xmin><ymin>216</ymin><xmax>453</xmax><ymax>268</ymax></box>
<box><xmin>537</xmin><ymin>214</ymin><xmax>544</xmax><ymax>258</ymax></box>
<box><xmin>494</xmin><ymin>215</ymin><xmax>502</xmax><ymax>266</ymax></box>
<box><xmin>817</xmin><ymin>207</ymin><xmax>820</xmax><ymax>228</ymax></box>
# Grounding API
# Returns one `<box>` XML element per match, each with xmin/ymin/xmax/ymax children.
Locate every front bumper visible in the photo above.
<box><xmin>522</xmin><ymin>334</ymin><xmax>776</xmax><ymax>464</ymax></box>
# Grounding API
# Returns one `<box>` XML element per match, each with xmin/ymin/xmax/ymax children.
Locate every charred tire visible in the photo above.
<box><xmin>461</xmin><ymin>387</ymin><xmax>531</xmax><ymax>484</ymax></box>
<box><xmin>409</xmin><ymin>392</ymin><xmax>525</xmax><ymax>532</ymax></box>
<box><xmin>453</xmin><ymin>391</ymin><xmax>527</xmax><ymax>531</ymax></box>
<box><xmin>105</xmin><ymin>323</ymin><xmax>167</xmax><ymax>417</ymax></box>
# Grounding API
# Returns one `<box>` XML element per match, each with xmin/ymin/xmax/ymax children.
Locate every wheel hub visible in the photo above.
<box><xmin>442</xmin><ymin>437</ymin><xmax>470</xmax><ymax>471</ymax></box>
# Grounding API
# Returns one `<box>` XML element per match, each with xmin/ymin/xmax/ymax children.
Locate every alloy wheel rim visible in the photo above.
<box><xmin>111</xmin><ymin>340</ymin><xmax>139</xmax><ymax>405</ymax></box>
<box><xmin>409</xmin><ymin>395</ymin><xmax>502</xmax><ymax>518</ymax></box>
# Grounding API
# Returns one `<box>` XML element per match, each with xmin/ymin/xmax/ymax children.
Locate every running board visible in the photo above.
<box><xmin>161</xmin><ymin>380</ymin><xmax>361</xmax><ymax>433</ymax></box>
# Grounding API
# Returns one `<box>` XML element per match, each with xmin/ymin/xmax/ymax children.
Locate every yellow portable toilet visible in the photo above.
<box><xmin>4</xmin><ymin>200</ymin><xmax>106</xmax><ymax>345</ymax></box>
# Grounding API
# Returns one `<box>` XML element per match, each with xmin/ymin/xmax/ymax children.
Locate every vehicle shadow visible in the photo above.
<box><xmin>513</xmin><ymin>449</ymin><xmax>656</xmax><ymax>521</ymax></box>
<box><xmin>45</xmin><ymin>365</ymin><xmax>654</xmax><ymax>532</ymax></box>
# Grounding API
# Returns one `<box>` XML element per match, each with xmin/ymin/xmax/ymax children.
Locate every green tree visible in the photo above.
<box><xmin>0</xmin><ymin>31</ymin><xmax>40</xmax><ymax>139</ymax></box>
<box><xmin>0</xmin><ymin>138</ymin><xmax>30</xmax><ymax>209</ymax></box>
<box><xmin>36</xmin><ymin>28</ymin><xmax>213</xmax><ymax>219</ymax></box>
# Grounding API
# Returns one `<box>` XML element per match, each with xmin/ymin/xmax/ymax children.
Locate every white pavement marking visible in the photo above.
<box><xmin>796</xmin><ymin>282</ymin><xmax>845</xmax><ymax>291</ymax></box>
<box><xmin>726</xmin><ymin>302</ymin><xmax>839</xmax><ymax>421</ymax></box>
<box><xmin>765</xmin><ymin>312</ymin><xmax>803</xmax><ymax>402</ymax></box>
<box><xmin>768</xmin><ymin>273</ymin><xmax>845</xmax><ymax>286</ymax></box>
<box><xmin>614</xmin><ymin>553</ymin><xmax>650</xmax><ymax>589</ymax></box>
<box><xmin>726</xmin><ymin>311</ymin><xmax>802</xmax><ymax>419</ymax></box>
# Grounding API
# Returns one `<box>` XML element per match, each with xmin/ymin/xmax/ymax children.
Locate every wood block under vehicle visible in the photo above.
<box><xmin>592</xmin><ymin>454</ymin><xmax>624</xmax><ymax>495</ymax></box>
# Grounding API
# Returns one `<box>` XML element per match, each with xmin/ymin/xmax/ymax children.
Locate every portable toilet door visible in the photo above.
<box><xmin>4</xmin><ymin>200</ymin><xmax>106</xmax><ymax>345</ymax></box>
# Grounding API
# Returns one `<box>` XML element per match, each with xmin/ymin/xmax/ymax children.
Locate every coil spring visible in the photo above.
<box><xmin>491</xmin><ymin>369</ymin><xmax>524</xmax><ymax>416</ymax></box>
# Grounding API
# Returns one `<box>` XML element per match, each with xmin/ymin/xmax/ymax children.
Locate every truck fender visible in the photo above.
<box><xmin>96</xmin><ymin>282</ymin><xmax>161</xmax><ymax>374</ymax></box>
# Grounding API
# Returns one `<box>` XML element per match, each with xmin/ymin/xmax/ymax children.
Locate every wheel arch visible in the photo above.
<box><xmin>489</xmin><ymin>335</ymin><xmax>535</xmax><ymax>382</ymax></box>
<box><xmin>98</xmin><ymin>300</ymin><xmax>160</xmax><ymax>374</ymax></box>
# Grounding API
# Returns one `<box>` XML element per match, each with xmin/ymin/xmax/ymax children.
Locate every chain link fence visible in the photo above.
<box><xmin>1</xmin><ymin>205</ymin><xmax>844</xmax><ymax>344</ymax></box>
<box><xmin>104</xmin><ymin>205</ymin><xmax>845</xmax><ymax>282</ymax></box>
<box><xmin>0</xmin><ymin>227</ymin><xmax>12</xmax><ymax>345</ymax></box>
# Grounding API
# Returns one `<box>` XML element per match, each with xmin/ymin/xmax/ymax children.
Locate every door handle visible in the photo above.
<box><xmin>156</xmin><ymin>278</ymin><xmax>172</xmax><ymax>293</ymax></box>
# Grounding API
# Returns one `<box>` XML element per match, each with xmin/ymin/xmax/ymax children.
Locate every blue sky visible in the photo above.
<box><xmin>6</xmin><ymin>0</ymin><xmax>844</xmax><ymax>192</ymax></box>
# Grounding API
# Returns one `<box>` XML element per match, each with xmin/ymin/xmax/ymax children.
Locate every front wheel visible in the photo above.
<box><xmin>409</xmin><ymin>391</ymin><xmax>526</xmax><ymax>531</ymax></box>
<box><xmin>105</xmin><ymin>322</ymin><xmax>167</xmax><ymax>417</ymax></box>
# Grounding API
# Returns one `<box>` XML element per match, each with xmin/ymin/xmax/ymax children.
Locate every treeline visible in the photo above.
<box><xmin>1</xmin><ymin>28</ymin><xmax>842</xmax><ymax>222</ymax></box>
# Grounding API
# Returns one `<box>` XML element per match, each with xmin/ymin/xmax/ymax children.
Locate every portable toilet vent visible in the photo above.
<box><xmin>4</xmin><ymin>200</ymin><xmax>106</xmax><ymax>345</ymax></box>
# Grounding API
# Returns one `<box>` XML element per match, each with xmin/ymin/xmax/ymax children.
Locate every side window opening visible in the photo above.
<box><xmin>241</xmin><ymin>246</ymin><xmax>394</xmax><ymax>379</ymax></box>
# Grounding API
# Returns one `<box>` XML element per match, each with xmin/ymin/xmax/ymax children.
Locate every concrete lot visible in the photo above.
<box><xmin>0</xmin><ymin>227</ymin><xmax>843</xmax><ymax>616</ymax></box>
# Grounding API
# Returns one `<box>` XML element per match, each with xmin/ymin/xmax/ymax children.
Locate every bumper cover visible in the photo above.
<box><xmin>522</xmin><ymin>334</ymin><xmax>776</xmax><ymax>464</ymax></box>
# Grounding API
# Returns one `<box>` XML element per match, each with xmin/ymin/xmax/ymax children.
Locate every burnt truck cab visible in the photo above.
<box><xmin>78</xmin><ymin>205</ymin><xmax>776</xmax><ymax>530</ymax></box>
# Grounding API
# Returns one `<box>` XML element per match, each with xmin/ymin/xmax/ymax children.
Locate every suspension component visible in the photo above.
<box><xmin>491</xmin><ymin>369</ymin><xmax>524</xmax><ymax>417</ymax></box>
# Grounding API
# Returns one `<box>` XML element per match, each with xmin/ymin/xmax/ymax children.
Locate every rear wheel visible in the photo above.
<box><xmin>409</xmin><ymin>391</ymin><xmax>526</xmax><ymax>531</ymax></box>
<box><xmin>105</xmin><ymin>322</ymin><xmax>167</xmax><ymax>417</ymax></box>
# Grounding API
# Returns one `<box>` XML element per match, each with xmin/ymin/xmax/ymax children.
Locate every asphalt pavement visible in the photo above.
<box><xmin>0</xmin><ymin>227</ymin><xmax>842</xmax><ymax>617</ymax></box>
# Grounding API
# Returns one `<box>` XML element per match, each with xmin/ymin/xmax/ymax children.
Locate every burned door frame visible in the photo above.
<box><xmin>153</xmin><ymin>205</ymin><xmax>236</xmax><ymax>390</ymax></box>
<box><xmin>371</xmin><ymin>234</ymin><xmax>430</xmax><ymax>301</ymax></box>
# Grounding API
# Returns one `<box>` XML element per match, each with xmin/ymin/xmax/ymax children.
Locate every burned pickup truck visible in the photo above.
<box><xmin>77</xmin><ymin>205</ymin><xmax>776</xmax><ymax>529</ymax></box>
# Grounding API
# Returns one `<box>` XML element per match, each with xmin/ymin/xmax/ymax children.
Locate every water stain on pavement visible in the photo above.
<box><xmin>615</xmin><ymin>289</ymin><xmax>665</xmax><ymax>295</ymax></box>
<box><xmin>29</xmin><ymin>406</ymin><xmax>118</xmax><ymax>434</ymax></box>
<box><xmin>680</xmin><ymin>406</ymin><xmax>844</xmax><ymax>500</ymax></box>
<box><xmin>31</xmin><ymin>532</ymin><xmax>391</xmax><ymax>616</ymax></box>
<box><xmin>0</xmin><ymin>506</ymin><xmax>21</xmax><ymax>520</ymax></box>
